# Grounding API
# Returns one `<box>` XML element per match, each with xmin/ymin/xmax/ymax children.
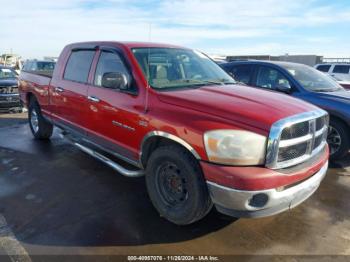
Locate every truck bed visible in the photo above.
<box><xmin>18</xmin><ymin>71</ymin><xmax>52</xmax><ymax>112</ymax></box>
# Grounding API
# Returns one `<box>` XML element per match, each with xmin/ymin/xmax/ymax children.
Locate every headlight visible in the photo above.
<box><xmin>204</xmin><ymin>130</ymin><xmax>267</xmax><ymax>165</ymax></box>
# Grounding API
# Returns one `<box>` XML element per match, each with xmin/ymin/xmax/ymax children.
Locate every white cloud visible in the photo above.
<box><xmin>1</xmin><ymin>0</ymin><xmax>349</xmax><ymax>58</ymax></box>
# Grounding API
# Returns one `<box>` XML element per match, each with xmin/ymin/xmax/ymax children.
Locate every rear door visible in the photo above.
<box><xmin>331</xmin><ymin>65</ymin><xmax>350</xmax><ymax>81</ymax></box>
<box><xmin>50</xmin><ymin>49</ymin><xmax>95</xmax><ymax>133</ymax></box>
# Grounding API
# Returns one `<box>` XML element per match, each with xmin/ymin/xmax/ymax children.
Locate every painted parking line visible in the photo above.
<box><xmin>0</xmin><ymin>214</ymin><xmax>32</xmax><ymax>262</ymax></box>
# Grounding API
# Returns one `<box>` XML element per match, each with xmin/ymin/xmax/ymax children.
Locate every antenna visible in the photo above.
<box><xmin>148</xmin><ymin>23</ymin><xmax>152</xmax><ymax>42</ymax></box>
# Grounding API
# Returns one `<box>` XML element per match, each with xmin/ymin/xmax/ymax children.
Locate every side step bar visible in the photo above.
<box><xmin>74</xmin><ymin>142</ymin><xmax>144</xmax><ymax>178</ymax></box>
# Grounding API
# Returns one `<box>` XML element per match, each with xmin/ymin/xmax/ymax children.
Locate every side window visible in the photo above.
<box><xmin>333</xmin><ymin>65</ymin><xmax>350</xmax><ymax>74</ymax></box>
<box><xmin>256</xmin><ymin>66</ymin><xmax>291</xmax><ymax>90</ymax></box>
<box><xmin>229</xmin><ymin>65</ymin><xmax>254</xmax><ymax>84</ymax></box>
<box><xmin>64</xmin><ymin>50</ymin><xmax>95</xmax><ymax>83</ymax></box>
<box><xmin>316</xmin><ymin>65</ymin><xmax>331</xmax><ymax>72</ymax></box>
<box><xmin>94</xmin><ymin>51</ymin><xmax>130</xmax><ymax>88</ymax></box>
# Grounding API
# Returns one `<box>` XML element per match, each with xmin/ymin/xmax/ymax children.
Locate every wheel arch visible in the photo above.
<box><xmin>329</xmin><ymin>113</ymin><xmax>350</xmax><ymax>131</ymax></box>
<box><xmin>140</xmin><ymin>131</ymin><xmax>201</xmax><ymax>168</ymax></box>
<box><xmin>26</xmin><ymin>92</ymin><xmax>36</xmax><ymax>105</ymax></box>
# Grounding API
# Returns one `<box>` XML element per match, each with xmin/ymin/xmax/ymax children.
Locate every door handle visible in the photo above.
<box><xmin>55</xmin><ymin>87</ymin><xmax>64</xmax><ymax>93</ymax></box>
<box><xmin>88</xmin><ymin>96</ymin><xmax>100</xmax><ymax>103</ymax></box>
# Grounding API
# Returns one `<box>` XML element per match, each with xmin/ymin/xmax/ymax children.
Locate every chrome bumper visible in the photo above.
<box><xmin>207</xmin><ymin>161</ymin><xmax>328</xmax><ymax>218</ymax></box>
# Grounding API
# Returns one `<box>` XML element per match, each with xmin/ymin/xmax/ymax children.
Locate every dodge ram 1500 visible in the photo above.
<box><xmin>19</xmin><ymin>42</ymin><xmax>329</xmax><ymax>225</ymax></box>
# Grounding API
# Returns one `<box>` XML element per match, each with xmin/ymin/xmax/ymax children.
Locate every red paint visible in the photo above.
<box><xmin>339</xmin><ymin>82</ymin><xmax>350</xmax><ymax>90</ymax></box>
<box><xmin>19</xmin><ymin>41</ymin><xmax>327</xmax><ymax>191</ymax></box>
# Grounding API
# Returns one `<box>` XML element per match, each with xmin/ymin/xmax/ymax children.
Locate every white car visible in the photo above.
<box><xmin>315</xmin><ymin>63</ymin><xmax>350</xmax><ymax>81</ymax></box>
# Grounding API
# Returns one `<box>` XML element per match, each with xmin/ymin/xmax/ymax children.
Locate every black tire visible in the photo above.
<box><xmin>28</xmin><ymin>98</ymin><xmax>53</xmax><ymax>139</ymax></box>
<box><xmin>145</xmin><ymin>145</ymin><xmax>212</xmax><ymax>225</ymax></box>
<box><xmin>328</xmin><ymin>118</ymin><xmax>349</xmax><ymax>161</ymax></box>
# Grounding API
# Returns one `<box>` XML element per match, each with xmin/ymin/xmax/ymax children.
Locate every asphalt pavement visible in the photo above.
<box><xmin>0</xmin><ymin>112</ymin><xmax>349</xmax><ymax>261</ymax></box>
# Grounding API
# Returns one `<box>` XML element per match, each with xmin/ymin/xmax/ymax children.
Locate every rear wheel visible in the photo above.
<box><xmin>328</xmin><ymin>118</ymin><xmax>349</xmax><ymax>160</ymax></box>
<box><xmin>28</xmin><ymin>99</ymin><xmax>53</xmax><ymax>139</ymax></box>
<box><xmin>145</xmin><ymin>145</ymin><xmax>212</xmax><ymax>225</ymax></box>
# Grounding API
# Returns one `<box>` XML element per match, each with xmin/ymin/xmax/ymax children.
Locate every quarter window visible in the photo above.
<box><xmin>94</xmin><ymin>51</ymin><xmax>129</xmax><ymax>87</ymax></box>
<box><xmin>333</xmin><ymin>65</ymin><xmax>350</xmax><ymax>74</ymax></box>
<box><xmin>64</xmin><ymin>50</ymin><xmax>95</xmax><ymax>83</ymax></box>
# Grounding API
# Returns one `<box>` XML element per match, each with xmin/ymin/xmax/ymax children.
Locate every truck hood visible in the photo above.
<box><xmin>157</xmin><ymin>85</ymin><xmax>319</xmax><ymax>132</ymax></box>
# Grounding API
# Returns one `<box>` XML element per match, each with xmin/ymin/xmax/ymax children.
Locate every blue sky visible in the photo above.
<box><xmin>1</xmin><ymin>0</ymin><xmax>349</xmax><ymax>58</ymax></box>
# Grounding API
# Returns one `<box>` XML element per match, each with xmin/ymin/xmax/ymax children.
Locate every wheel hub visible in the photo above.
<box><xmin>30</xmin><ymin>110</ymin><xmax>39</xmax><ymax>133</ymax></box>
<box><xmin>157</xmin><ymin>162</ymin><xmax>187</xmax><ymax>206</ymax></box>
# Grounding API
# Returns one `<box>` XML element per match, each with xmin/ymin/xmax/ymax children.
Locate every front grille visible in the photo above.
<box><xmin>277</xmin><ymin>142</ymin><xmax>308</xmax><ymax>162</ymax></box>
<box><xmin>281</xmin><ymin>121</ymin><xmax>309</xmax><ymax>140</ymax></box>
<box><xmin>0</xmin><ymin>86</ymin><xmax>18</xmax><ymax>94</ymax></box>
<box><xmin>266</xmin><ymin>110</ymin><xmax>328</xmax><ymax>169</ymax></box>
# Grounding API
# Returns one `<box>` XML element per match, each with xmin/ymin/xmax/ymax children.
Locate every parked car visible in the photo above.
<box><xmin>19</xmin><ymin>42</ymin><xmax>329</xmax><ymax>225</ymax></box>
<box><xmin>22</xmin><ymin>60</ymin><xmax>56</xmax><ymax>77</ymax></box>
<box><xmin>315</xmin><ymin>63</ymin><xmax>350</xmax><ymax>82</ymax></box>
<box><xmin>0</xmin><ymin>66</ymin><xmax>22</xmax><ymax>112</ymax></box>
<box><xmin>330</xmin><ymin>75</ymin><xmax>350</xmax><ymax>90</ymax></box>
<box><xmin>221</xmin><ymin>61</ymin><xmax>350</xmax><ymax>160</ymax></box>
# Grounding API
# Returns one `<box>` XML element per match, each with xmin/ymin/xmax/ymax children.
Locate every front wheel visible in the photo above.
<box><xmin>28</xmin><ymin>99</ymin><xmax>53</xmax><ymax>139</ymax></box>
<box><xmin>145</xmin><ymin>145</ymin><xmax>212</xmax><ymax>225</ymax></box>
<box><xmin>328</xmin><ymin>119</ymin><xmax>349</xmax><ymax>160</ymax></box>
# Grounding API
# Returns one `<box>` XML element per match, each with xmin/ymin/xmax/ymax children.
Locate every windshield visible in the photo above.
<box><xmin>0</xmin><ymin>68</ymin><xmax>17</xmax><ymax>79</ymax></box>
<box><xmin>132</xmin><ymin>48</ymin><xmax>235</xmax><ymax>90</ymax></box>
<box><xmin>281</xmin><ymin>63</ymin><xmax>343</xmax><ymax>92</ymax></box>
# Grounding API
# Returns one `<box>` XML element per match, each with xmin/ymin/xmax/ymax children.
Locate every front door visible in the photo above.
<box><xmin>86</xmin><ymin>49</ymin><xmax>145</xmax><ymax>162</ymax></box>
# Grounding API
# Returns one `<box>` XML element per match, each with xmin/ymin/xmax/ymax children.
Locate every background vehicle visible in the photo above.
<box><xmin>221</xmin><ymin>61</ymin><xmax>350</xmax><ymax>160</ymax></box>
<box><xmin>0</xmin><ymin>66</ymin><xmax>21</xmax><ymax>112</ymax></box>
<box><xmin>22</xmin><ymin>60</ymin><xmax>56</xmax><ymax>77</ymax></box>
<box><xmin>315</xmin><ymin>63</ymin><xmax>350</xmax><ymax>81</ymax></box>
<box><xmin>330</xmin><ymin>75</ymin><xmax>350</xmax><ymax>90</ymax></box>
<box><xmin>19</xmin><ymin>42</ymin><xmax>328</xmax><ymax>225</ymax></box>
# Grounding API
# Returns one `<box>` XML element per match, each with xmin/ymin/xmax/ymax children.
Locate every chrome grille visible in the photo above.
<box><xmin>266</xmin><ymin>110</ymin><xmax>328</xmax><ymax>169</ymax></box>
<box><xmin>280</xmin><ymin>121</ymin><xmax>309</xmax><ymax>140</ymax></box>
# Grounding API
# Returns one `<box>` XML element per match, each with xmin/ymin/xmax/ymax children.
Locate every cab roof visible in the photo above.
<box><xmin>66</xmin><ymin>41</ymin><xmax>189</xmax><ymax>50</ymax></box>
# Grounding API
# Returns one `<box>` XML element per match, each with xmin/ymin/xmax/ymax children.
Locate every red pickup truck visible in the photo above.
<box><xmin>19</xmin><ymin>42</ymin><xmax>329</xmax><ymax>225</ymax></box>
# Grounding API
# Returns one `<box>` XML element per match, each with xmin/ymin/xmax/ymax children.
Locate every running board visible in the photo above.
<box><xmin>74</xmin><ymin>142</ymin><xmax>144</xmax><ymax>178</ymax></box>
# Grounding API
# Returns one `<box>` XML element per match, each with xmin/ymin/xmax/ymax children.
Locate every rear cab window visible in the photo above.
<box><xmin>63</xmin><ymin>50</ymin><xmax>95</xmax><ymax>83</ymax></box>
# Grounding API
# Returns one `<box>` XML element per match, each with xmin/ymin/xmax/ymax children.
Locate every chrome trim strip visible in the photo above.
<box><xmin>279</xmin><ymin>134</ymin><xmax>313</xmax><ymax>148</ymax></box>
<box><xmin>140</xmin><ymin>131</ymin><xmax>201</xmax><ymax>165</ymax></box>
<box><xmin>74</xmin><ymin>142</ymin><xmax>144</xmax><ymax>177</ymax></box>
<box><xmin>81</xmin><ymin>138</ymin><xmax>141</xmax><ymax>168</ymax></box>
<box><xmin>315</xmin><ymin>126</ymin><xmax>327</xmax><ymax>137</ymax></box>
<box><xmin>266</xmin><ymin>109</ymin><xmax>328</xmax><ymax>169</ymax></box>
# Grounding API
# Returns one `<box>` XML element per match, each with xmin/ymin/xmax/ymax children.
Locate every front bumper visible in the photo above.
<box><xmin>207</xmin><ymin>161</ymin><xmax>328</xmax><ymax>218</ymax></box>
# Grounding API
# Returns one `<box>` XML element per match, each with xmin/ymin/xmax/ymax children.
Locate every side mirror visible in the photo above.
<box><xmin>102</xmin><ymin>72</ymin><xmax>129</xmax><ymax>90</ymax></box>
<box><xmin>275</xmin><ymin>81</ymin><xmax>292</xmax><ymax>93</ymax></box>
